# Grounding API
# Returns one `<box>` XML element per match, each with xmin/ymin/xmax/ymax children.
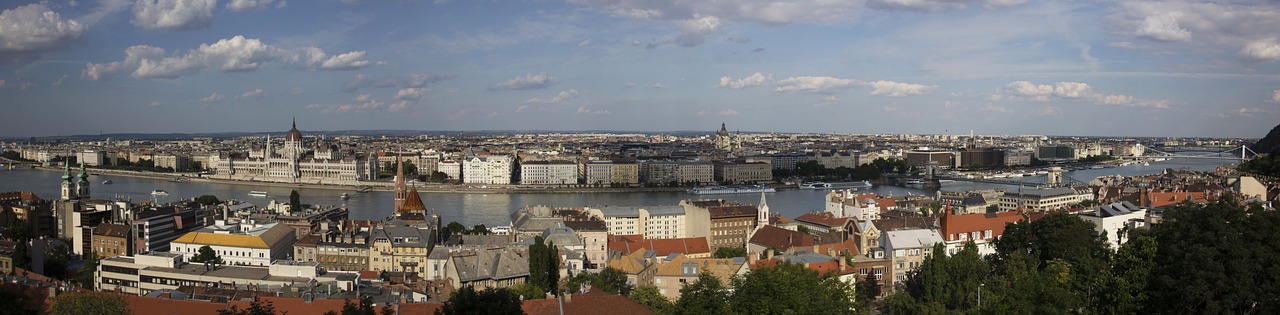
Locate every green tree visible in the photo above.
<box><xmin>77</xmin><ymin>251</ymin><xmax>100</xmax><ymax>290</ymax></box>
<box><xmin>1091</xmin><ymin>233</ymin><xmax>1156</xmax><ymax>314</ymax></box>
<box><xmin>978</xmin><ymin>253</ymin><xmax>1080</xmax><ymax>314</ymax></box>
<box><xmin>854</xmin><ymin>272</ymin><xmax>881</xmax><ymax>309</ymax></box>
<box><xmin>674</xmin><ymin>272</ymin><xmax>733</xmax><ymax>315</ymax></box>
<box><xmin>435</xmin><ymin>286</ymin><xmax>524</xmax><ymax>315</ymax></box>
<box><xmin>566</xmin><ymin>267</ymin><xmax>632</xmax><ymax>295</ymax></box>
<box><xmin>195</xmin><ymin>195</ymin><xmax>221</xmax><ymax>206</ymax></box>
<box><xmin>888</xmin><ymin>242</ymin><xmax>987</xmax><ymax>313</ymax></box>
<box><xmin>509</xmin><ymin>283</ymin><xmax>546</xmax><ymax>300</ymax></box>
<box><xmin>328</xmin><ymin>297</ymin><xmax>390</xmax><ymax>315</ymax></box>
<box><xmin>470</xmin><ymin>224</ymin><xmax>489</xmax><ymax>235</ymax></box>
<box><xmin>443</xmin><ymin>221</ymin><xmax>467</xmax><ymax>236</ymax></box>
<box><xmin>713</xmin><ymin>247</ymin><xmax>747</xmax><ymax>259</ymax></box>
<box><xmin>992</xmin><ymin>211</ymin><xmax>1110</xmax><ymax>299</ymax></box>
<box><xmin>43</xmin><ymin>241</ymin><xmax>72</xmax><ymax>279</ymax></box>
<box><xmin>629</xmin><ymin>285</ymin><xmax>674</xmax><ymax>315</ymax></box>
<box><xmin>289</xmin><ymin>190</ymin><xmax>302</xmax><ymax>211</ymax></box>
<box><xmin>527</xmin><ymin>236</ymin><xmax>559</xmax><ymax>295</ymax></box>
<box><xmin>191</xmin><ymin>245</ymin><xmax>225</xmax><ymax>265</ymax></box>
<box><xmin>1145</xmin><ymin>196</ymin><xmax>1280</xmax><ymax>313</ymax></box>
<box><xmin>218</xmin><ymin>296</ymin><xmax>282</xmax><ymax>315</ymax></box>
<box><xmin>49</xmin><ymin>291</ymin><xmax>129</xmax><ymax>315</ymax></box>
<box><xmin>731</xmin><ymin>261</ymin><xmax>858</xmax><ymax>315</ymax></box>
<box><xmin>7</xmin><ymin>222</ymin><xmax>31</xmax><ymax>270</ymax></box>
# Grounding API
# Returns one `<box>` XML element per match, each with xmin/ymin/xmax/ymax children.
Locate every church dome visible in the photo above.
<box><xmin>285</xmin><ymin>119</ymin><xmax>303</xmax><ymax>142</ymax></box>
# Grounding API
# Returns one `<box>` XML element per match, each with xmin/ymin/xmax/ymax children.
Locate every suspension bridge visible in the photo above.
<box><xmin>1137</xmin><ymin>144</ymin><xmax>1259</xmax><ymax>161</ymax></box>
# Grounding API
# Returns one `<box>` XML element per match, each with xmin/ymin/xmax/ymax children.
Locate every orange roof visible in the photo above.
<box><xmin>521</xmin><ymin>292</ymin><xmax>653</xmax><ymax>315</ymax></box>
<box><xmin>747</xmin><ymin>225</ymin><xmax>816</xmax><ymax>252</ymax></box>
<box><xmin>124</xmin><ymin>295</ymin><xmax>224</xmax><ymax>315</ymax></box>
<box><xmin>794</xmin><ymin>212</ymin><xmax>849</xmax><ymax>227</ymax></box>
<box><xmin>1147</xmin><ymin>191</ymin><xmax>1207</xmax><ymax>208</ymax></box>
<box><xmin>398</xmin><ymin>188</ymin><xmax>427</xmax><ymax>212</ymax></box>
<box><xmin>607</xmin><ymin>236</ymin><xmax>711</xmax><ymax>257</ymax></box>
<box><xmin>815</xmin><ymin>239</ymin><xmax>859</xmax><ymax>257</ymax></box>
<box><xmin>939</xmin><ymin>210</ymin><xmax>1025</xmax><ymax>243</ymax></box>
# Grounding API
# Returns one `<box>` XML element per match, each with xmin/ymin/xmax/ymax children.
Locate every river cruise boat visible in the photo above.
<box><xmin>688</xmin><ymin>185</ymin><xmax>776</xmax><ymax>195</ymax></box>
<box><xmin>248</xmin><ymin>191</ymin><xmax>269</xmax><ymax>197</ymax></box>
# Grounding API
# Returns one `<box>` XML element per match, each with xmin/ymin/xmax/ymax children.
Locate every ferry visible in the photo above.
<box><xmin>248</xmin><ymin>191</ymin><xmax>269</xmax><ymax>197</ymax></box>
<box><xmin>101</xmin><ymin>180</ymin><xmax>113</xmax><ymax>185</ymax></box>
<box><xmin>340</xmin><ymin>193</ymin><xmax>350</xmax><ymax>200</ymax></box>
<box><xmin>799</xmin><ymin>181</ymin><xmax>873</xmax><ymax>190</ymax></box>
<box><xmin>904</xmin><ymin>179</ymin><xmax>925</xmax><ymax>187</ymax></box>
<box><xmin>488</xmin><ymin>226</ymin><xmax>512</xmax><ymax>235</ymax></box>
<box><xmin>688</xmin><ymin>185</ymin><xmax>776</xmax><ymax>195</ymax></box>
<box><xmin>150</xmin><ymin>190</ymin><xmax>169</xmax><ymax>196</ymax></box>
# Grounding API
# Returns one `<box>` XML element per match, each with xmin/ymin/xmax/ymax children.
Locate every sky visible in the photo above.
<box><xmin>1</xmin><ymin>0</ymin><xmax>1278</xmax><ymax>138</ymax></box>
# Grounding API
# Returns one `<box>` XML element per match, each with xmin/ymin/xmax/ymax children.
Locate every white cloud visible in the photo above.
<box><xmin>1134</xmin><ymin>13</ymin><xmax>1190</xmax><ymax>42</ymax></box>
<box><xmin>1037</xmin><ymin>106</ymin><xmax>1061</xmax><ymax>116</ymax></box>
<box><xmin>1272</xmin><ymin>90</ymin><xmax>1280</xmax><ymax>103</ymax></box>
<box><xmin>523</xmin><ymin>89</ymin><xmax>579</xmax><ymax>104</ymax></box>
<box><xmin>395</xmin><ymin>88</ymin><xmax>427</xmax><ymax>101</ymax></box>
<box><xmin>494</xmin><ymin>73</ymin><xmax>556</xmax><ymax>90</ymax></box>
<box><xmin>227</xmin><ymin>0</ymin><xmax>277</xmax><ymax>11</ymax></box>
<box><xmin>238</xmin><ymin>88</ymin><xmax>265</xmax><ymax>99</ymax></box>
<box><xmin>200</xmin><ymin>92</ymin><xmax>225</xmax><ymax>102</ymax></box>
<box><xmin>718</xmin><ymin>72</ymin><xmax>769</xmax><ymax>89</ymax></box>
<box><xmin>867</xmin><ymin>0</ymin><xmax>1025</xmax><ymax>12</ymax></box>
<box><xmin>576</xmin><ymin>105</ymin><xmax>610</xmax><ymax>115</ymax></box>
<box><xmin>51</xmin><ymin>75</ymin><xmax>68</xmax><ymax>87</ymax></box>
<box><xmin>342</xmin><ymin>73</ymin><xmax>445</xmax><ymax>92</ymax></box>
<box><xmin>867</xmin><ymin>80</ymin><xmax>931</xmax><ymax>97</ymax></box>
<box><xmin>317</xmin><ymin>51</ymin><xmax>371</xmax><ymax>70</ymax></box>
<box><xmin>149</xmin><ymin>101</ymin><xmax>161</xmax><ymax>107</ymax></box>
<box><xmin>1109</xmin><ymin>41</ymin><xmax>1138</xmax><ymax>49</ymax></box>
<box><xmin>83</xmin><ymin>35</ymin><xmax>374</xmax><ymax>80</ymax></box>
<box><xmin>1000</xmin><ymin>80</ymin><xmax>1168</xmax><ymax>108</ymax></box>
<box><xmin>718</xmin><ymin>109</ymin><xmax>740</xmax><ymax>116</ymax></box>
<box><xmin>1240</xmin><ymin>39</ymin><xmax>1280</xmax><ymax>62</ymax></box>
<box><xmin>774</xmin><ymin>76</ymin><xmax>859</xmax><ymax>94</ymax></box>
<box><xmin>388</xmin><ymin>101</ymin><xmax>409</xmax><ymax>112</ymax></box>
<box><xmin>0</xmin><ymin>4</ymin><xmax>86</xmax><ymax>61</ymax></box>
<box><xmin>132</xmin><ymin>0</ymin><xmax>216</xmax><ymax>31</ymax></box>
<box><xmin>577</xmin><ymin>39</ymin><xmax>592</xmax><ymax>47</ymax></box>
<box><xmin>651</xmin><ymin>83</ymin><xmax>667</xmax><ymax>89</ymax></box>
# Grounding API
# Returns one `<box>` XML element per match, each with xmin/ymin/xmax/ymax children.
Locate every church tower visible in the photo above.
<box><xmin>393</xmin><ymin>154</ymin><xmax>408</xmax><ymax>213</ymax></box>
<box><xmin>750</xmin><ymin>191</ymin><xmax>769</xmax><ymax>240</ymax></box>
<box><xmin>60</xmin><ymin>161</ymin><xmax>74</xmax><ymax>200</ymax></box>
<box><xmin>76</xmin><ymin>163</ymin><xmax>91</xmax><ymax>199</ymax></box>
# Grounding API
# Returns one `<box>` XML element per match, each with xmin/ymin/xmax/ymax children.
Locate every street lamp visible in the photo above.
<box><xmin>978</xmin><ymin>282</ymin><xmax>984</xmax><ymax>307</ymax></box>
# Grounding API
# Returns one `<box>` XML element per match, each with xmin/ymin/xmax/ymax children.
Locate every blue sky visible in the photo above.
<box><xmin>1</xmin><ymin>0</ymin><xmax>1278</xmax><ymax>138</ymax></box>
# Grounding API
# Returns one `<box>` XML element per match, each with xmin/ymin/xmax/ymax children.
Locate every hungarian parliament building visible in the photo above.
<box><xmin>211</xmin><ymin>120</ymin><xmax>378</xmax><ymax>184</ymax></box>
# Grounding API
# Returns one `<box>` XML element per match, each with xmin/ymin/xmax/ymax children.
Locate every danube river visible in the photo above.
<box><xmin>0</xmin><ymin>157</ymin><xmax>1233</xmax><ymax>227</ymax></box>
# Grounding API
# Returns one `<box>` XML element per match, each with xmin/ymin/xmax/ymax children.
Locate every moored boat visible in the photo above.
<box><xmin>150</xmin><ymin>190</ymin><xmax>169</xmax><ymax>196</ymax></box>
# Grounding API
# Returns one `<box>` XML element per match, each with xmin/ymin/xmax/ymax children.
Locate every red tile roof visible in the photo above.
<box><xmin>607</xmin><ymin>235</ymin><xmax>711</xmax><ymax>257</ymax></box>
<box><xmin>123</xmin><ymin>295</ymin><xmax>225</xmax><ymax>315</ymax></box>
<box><xmin>1147</xmin><ymin>191</ymin><xmax>1208</xmax><ymax>208</ymax></box>
<box><xmin>939</xmin><ymin>209</ymin><xmax>1026</xmax><ymax>243</ymax></box>
<box><xmin>521</xmin><ymin>292</ymin><xmax>653</xmax><ymax>315</ymax></box>
<box><xmin>747</xmin><ymin>225</ymin><xmax>816</xmax><ymax>252</ymax></box>
<box><xmin>794</xmin><ymin>211</ymin><xmax>849</xmax><ymax>228</ymax></box>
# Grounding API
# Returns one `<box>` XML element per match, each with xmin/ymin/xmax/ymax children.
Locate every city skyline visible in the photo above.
<box><xmin>1</xmin><ymin>0</ymin><xmax>1278</xmax><ymax>138</ymax></box>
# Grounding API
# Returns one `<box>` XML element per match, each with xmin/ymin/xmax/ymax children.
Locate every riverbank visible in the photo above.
<box><xmin>45</xmin><ymin>166</ymin><xmax>693</xmax><ymax>194</ymax></box>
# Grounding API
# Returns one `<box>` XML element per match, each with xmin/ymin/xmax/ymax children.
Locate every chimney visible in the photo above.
<box><xmin>813</xmin><ymin>244</ymin><xmax>819</xmax><ymax>253</ymax></box>
<box><xmin>766</xmin><ymin>249</ymin><xmax>774</xmax><ymax>259</ymax></box>
<box><xmin>839</xmin><ymin>256</ymin><xmax>848</xmax><ymax>272</ymax></box>
<box><xmin>565</xmin><ymin>292</ymin><xmax>572</xmax><ymax>303</ymax></box>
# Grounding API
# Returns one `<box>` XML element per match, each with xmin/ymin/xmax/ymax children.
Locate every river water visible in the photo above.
<box><xmin>0</xmin><ymin>157</ymin><xmax>1232</xmax><ymax>227</ymax></box>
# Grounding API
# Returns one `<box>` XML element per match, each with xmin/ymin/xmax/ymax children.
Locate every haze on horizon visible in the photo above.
<box><xmin>1</xmin><ymin>0</ymin><xmax>1278</xmax><ymax>139</ymax></box>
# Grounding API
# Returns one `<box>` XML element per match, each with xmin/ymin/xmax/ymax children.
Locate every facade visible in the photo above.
<box><xmin>1037</xmin><ymin>145</ymin><xmax>1075</xmax><ymax>160</ymax></box>
<box><xmin>97</xmin><ymin>253</ymin><xmax>318</xmax><ymax>296</ymax></box>
<box><xmin>462</xmin><ymin>155</ymin><xmax>513</xmax><ymax>185</ymax></box>
<box><xmin>1078</xmin><ymin>201</ymin><xmax>1147</xmax><ymax>251</ymax></box>
<box><xmin>712</xmin><ymin>160</ymin><xmax>772</xmax><ymax>184</ymax></box>
<box><xmin>584</xmin><ymin>160</ymin><xmax>639</xmax><ymax>186</ymax></box>
<box><xmin>520</xmin><ymin>160</ymin><xmax>579</xmax><ymax>185</ymax></box>
<box><xmin>903</xmin><ymin>149</ymin><xmax>956</xmax><ymax>168</ymax></box>
<box><xmin>825</xmin><ymin>190</ymin><xmax>882</xmax><ymax>221</ymax></box>
<box><xmin>652</xmin><ymin>255</ymin><xmax>742</xmax><ymax>300</ymax></box>
<box><xmin>1003</xmin><ymin>150</ymin><xmax>1032</xmax><ymax>166</ymax></box>
<box><xmin>437</xmin><ymin>160</ymin><xmax>461</xmax><ymax>180</ymax></box>
<box><xmin>368</xmin><ymin>219</ymin><xmax>434</xmax><ymax>274</ymax></box>
<box><xmin>938</xmin><ymin>208</ymin><xmax>1026</xmax><ymax>256</ymax></box>
<box><xmin>76</xmin><ymin>150</ymin><xmax>107</xmax><ymax>166</ymax></box>
<box><xmin>705</xmin><ymin>204</ymin><xmax>758</xmax><ymax>250</ymax></box>
<box><xmin>998</xmin><ymin>187</ymin><xmax>1092</xmax><ymax>211</ymax></box>
<box><xmin>815</xmin><ymin>151</ymin><xmax>858</xmax><ymax>169</ymax></box>
<box><xmin>444</xmin><ymin>247</ymin><xmax>529</xmax><ymax>289</ymax></box>
<box><xmin>882</xmin><ymin>229</ymin><xmax>944</xmax><ymax>284</ymax></box>
<box><xmin>713</xmin><ymin>123</ymin><xmax>740</xmax><ymax>152</ymax></box>
<box><xmin>959</xmin><ymin>149</ymin><xmax>1004</xmax><ymax>168</ymax></box>
<box><xmin>214</xmin><ymin>120</ymin><xmax>377</xmax><ymax>184</ymax></box>
<box><xmin>91</xmin><ymin>223</ymin><xmax>131</xmax><ymax>258</ymax></box>
<box><xmin>170</xmin><ymin>220</ymin><xmax>297</xmax><ymax>267</ymax></box>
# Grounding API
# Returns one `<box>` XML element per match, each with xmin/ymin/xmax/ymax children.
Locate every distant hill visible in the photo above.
<box><xmin>1251</xmin><ymin>123</ymin><xmax>1280</xmax><ymax>155</ymax></box>
<box><xmin>1</xmin><ymin>129</ymin><xmax>727</xmax><ymax>141</ymax></box>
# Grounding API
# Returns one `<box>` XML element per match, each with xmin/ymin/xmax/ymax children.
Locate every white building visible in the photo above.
<box><xmin>170</xmin><ymin>220</ymin><xmax>297</xmax><ymax>267</ymax></box>
<box><xmin>824</xmin><ymin>189</ymin><xmax>881</xmax><ymax>221</ymax></box>
<box><xmin>437</xmin><ymin>160</ymin><xmax>462</xmax><ymax>180</ymax></box>
<box><xmin>1077</xmin><ymin>201</ymin><xmax>1147</xmax><ymax>251</ymax></box>
<box><xmin>213</xmin><ymin>120</ymin><xmax>378</xmax><ymax>184</ymax></box>
<box><xmin>76</xmin><ymin>150</ymin><xmax>107</xmax><ymax>166</ymax></box>
<box><xmin>585</xmin><ymin>205</ymin><xmax>689</xmax><ymax>239</ymax></box>
<box><xmin>463</xmin><ymin>155</ymin><xmax>513</xmax><ymax>185</ymax></box>
<box><xmin>998</xmin><ymin>187</ymin><xmax>1093</xmax><ymax>211</ymax></box>
<box><xmin>520</xmin><ymin>160</ymin><xmax>578</xmax><ymax>185</ymax></box>
<box><xmin>97</xmin><ymin>252</ymin><xmax>323</xmax><ymax>296</ymax></box>
<box><xmin>882</xmin><ymin>229</ymin><xmax>944</xmax><ymax>283</ymax></box>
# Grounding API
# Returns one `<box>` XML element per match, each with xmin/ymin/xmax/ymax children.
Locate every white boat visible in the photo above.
<box><xmin>488</xmin><ymin>226</ymin><xmax>511</xmax><ymax>235</ymax></box>
<box><xmin>1035</xmin><ymin>170</ymin><xmax>1049</xmax><ymax>175</ymax></box>
<box><xmin>1091</xmin><ymin>165</ymin><xmax>1105</xmax><ymax>169</ymax></box>
<box><xmin>340</xmin><ymin>193</ymin><xmax>350</xmax><ymax>200</ymax></box>
<box><xmin>1142</xmin><ymin>161</ymin><xmax>1151</xmax><ymax>166</ymax></box>
<box><xmin>102</xmin><ymin>180</ymin><xmax>113</xmax><ymax>185</ymax></box>
<box><xmin>688</xmin><ymin>185</ymin><xmax>776</xmax><ymax>195</ymax></box>
<box><xmin>800</xmin><ymin>181</ymin><xmax>872</xmax><ymax>189</ymax></box>
<box><xmin>248</xmin><ymin>191</ymin><xmax>269</xmax><ymax>197</ymax></box>
<box><xmin>904</xmin><ymin>179</ymin><xmax>925</xmax><ymax>187</ymax></box>
<box><xmin>150</xmin><ymin>190</ymin><xmax>169</xmax><ymax>196</ymax></box>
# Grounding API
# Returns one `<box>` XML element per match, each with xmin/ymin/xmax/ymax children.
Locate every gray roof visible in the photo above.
<box><xmin>540</xmin><ymin>225</ymin><xmax>583</xmax><ymax>247</ymax></box>
<box><xmin>1003</xmin><ymin>187</ymin><xmax>1081</xmax><ymax>198</ymax></box>
<box><xmin>961</xmin><ymin>195</ymin><xmax>988</xmax><ymax>207</ymax></box>
<box><xmin>594</xmin><ymin>206</ymin><xmax>643</xmax><ymax>218</ymax></box>
<box><xmin>884</xmin><ymin>229</ymin><xmax>943</xmax><ymax>250</ymax></box>
<box><xmin>1092</xmin><ymin>201</ymin><xmax>1144</xmax><ymax>218</ymax></box>
<box><xmin>371</xmin><ymin>220</ymin><xmax>430</xmax><ymax>248</ymax></box>
<box><xmin>513</xmin><ymin>216</ymin><xmax>564</xmax><ymax>233</ymax></box>
<box><xmin>645</xmin><ymin>205</ymin><xmax>686</xmax><ymax>216</ymax></box>
<box><xmin>452</xmin><ymin>248</ymin><xmax>529</xmax><ymax>282</ymax></box>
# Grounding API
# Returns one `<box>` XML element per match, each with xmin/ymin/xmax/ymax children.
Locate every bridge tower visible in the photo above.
<box><xmin>1047</xmin><ymin>167</ymin><xmax>1063</xmax><ymax>187</ymax></box>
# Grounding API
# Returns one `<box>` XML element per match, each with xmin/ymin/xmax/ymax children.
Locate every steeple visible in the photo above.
<box><xmin>60</xmin><ymin>160</ymin><xmax>73</xmax><ymax>200</ymax></box>
<box><xmin>393</xmin><ymin>154</ymin><xmax>407</xmax><ymax>213</ymax></box>
<box><xmin>76</xmin><ymin>163</ymin><xmax>90</xmax><ymax>199</ymax></box>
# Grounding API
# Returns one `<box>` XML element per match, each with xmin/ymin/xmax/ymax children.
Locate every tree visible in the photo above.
<box><xmin>674</xmin><ymin>272</ymin><xmax>733</xmax><ymax>315</ymax></box>
<box><xmin>1091</xmin><ymin>233</ymin><xmax>1156</xmax><ymax>314</ymax></box>
<box><xmin>889</xmin><ymin>243</ymin><xmax>986</xmax><ymax>313</ymax></box>
<box><xmin>731</xmin><ymin>261</ymin><xmax>858</xmax><ymax>315</ymax></box>
<box><xmin>77</xmin><ymin>251</ymin><xmax>100</xmax><ymax>290</ymax></box>
<box><xmin>0</xmin><ymin>285</ymin><xmax>33</xmax><ymax>315</ymax></box>
<box><xmin>629</xmin><ymin>285</ymin><xmax>674</xmax><ymax>315</ymax></box>
<box><xmin>435</xmin><ymin>286</ymin><xmax>524</xmax><ymax>315</ymax></box>
<box><xmin>992</xmin><ymin>211</ymin><xmax>1110</xmax><ymax>298</ymax></box>
<box><xmin>509</xmin><ymin>283</ymin><xmax>546</xmax><ymax>300</ymax></box>
<box><xmin>289</xmin><ymin>190</ymin><xmax>302</xmax><ymax>211</ymax></box>
<box><xmin>331</xmin><ymin>297</ymin><xmax>391</xmax><ymax>315</ymax></box>
<box><xmin>195</xmin><ymin>195</ymin><xmax>221</xmax><ymax>206</ymax></box>
<box><xmin>1145</xmin><ymin>196</ymin><xmax>1280</xmax><ymax>313</ymax></box>
<box><xmin>50</xmin><ymin>291</ymin><xmax>129</xmax><ymax>315</ymax></box>
<box><xmin>854</xmin><ymin>272</ymin><xmax>881</xmax><ymax>308</ymax></box>
<box><xmin>444</xmin><ymin>221</ymin><xmax>467</xmax><ymax>236</ymax></box>
<box><xmin>7</xmin><ymin>222</ymin><xmax>31</xmax><ymax>270</ymax></box>
<box><xmin>713</xmin><ymin>247</ymin><xmax>747</xmax><ymax>259</ymax></box>
<box><xmin>191</xmin><ymin>245</ymin><xmax>225</xmax><ymax>265</ymax></box>
<box><xmin>527</xmin><ymin>236</ymin><xmax>559</xmax><ymax>295</ymax></box>
<box><xmin>218</xmin><ymin>296</ymin><xmax>281</xmax><ymax>315</ymax></box>
<box><xmin>470</xmin><ymin>224</ymin><xmax>490</xmax><ymax>235</ymax></box>
<box><xmin>43</xmin><ymin>240</ymin><xmax>72</xmax><ymax>279</ymax></box>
